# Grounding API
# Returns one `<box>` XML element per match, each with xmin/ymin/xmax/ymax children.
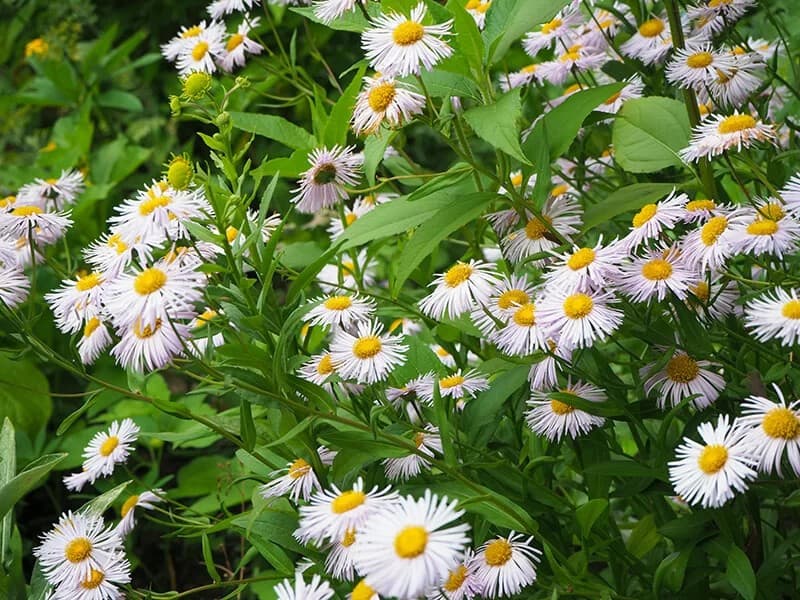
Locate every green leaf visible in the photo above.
<box><xmin>575</xmin><ymin>499</ymin><xmax>608</xmax><ymax>538</ymax></box>
<box><xmin>464</xmin><ymin>90</ymin><xmax>530</xmax><ymax>164</ymax></box>
<box><xmin>612</xmin><ymin>96</ymin><xmax>691</xmax><ymax>173</ymax></box>
<box><xmin>289</xmin><ymin>5</ymin><xmax>380</xmax><ymax>32</ymax></box>
<box><xmin>483</xmin><ymin>0</ymin><xmax>571</xmax><ymax>64</ymax></box>
<box><xmin>654</xmin><ymin>547</ymin><xmax>694</xmax><ymax>594</ymax></box>
<box><xmin>229</xmin><ymin>111</ymin><xmax>317</xmax><ymax>150</ymax></box>
<box><xmin>363</xmin><ymin>131</ymin><xmax>394</xmax><ymax>185</ymax></box>
<box><xmin>95</xmin><ymin>90</ymin><xmax>143</xmax><ymax>112</ymax></box>
<box><xmin>0</xmin><ymin>453</ymin><xmax>67</xmax><ymax>522</ymax></box>
<box><xmin>0</xmin><ymin>356</ymin><xmax>51</xmax><ymax>438</ymax></box>
<box><xmin>81</xmin><ymin>481</ymin><xmax>131</xmax><ymax>517</ymax></box>
<box><xmin>583</xmin><ymin>183</ymin><xmax>677</xmax><ymax>230</ymax></box>
<box><xmin>726</xmin><ymin>546</ymin><xmax>757</xmax><ymax>600</ymax></box>
<box><xmin>240</xmin><ymin>399</ymin><xmax>257</xmax><ymax>452</ymax></box>
<box><xmin>0</xmin><ymin>419</ymin><xmax>15</xmax><ymax>568</ymax></box>
<box><xmin>583</xmin><ymin>459</ymin><xmax>662</xmax><ymax>479</ymax></box>
<box><xmin>464</xmin><ymin>365</ymin><xmax>528</xmax><ymax>445</ymax></box>
<box><xmin>322</xmin><ymin>63</ymin><xmax>367</xmax><ymax>147</ymax></box>
<box><xmin>418</xmin><ymin>69</ymin><xmax>481</xmax><ymax>100</ymax></box>
<box><xmin>446</xmin><ymin>0</ymin><xmax>484</xmax><ymax>74</ymax></box>
<box><xmin>391</xmin><ymin>191</ymin><xmax>495</xmax><ymax>295</ymax></box>
<box><xmin>250</xmin><ymin>147</ymin><xmax>311</xmax><ymax>179</ymax></box>
<box><xmin>626</xmin><ymin>514</ymin><xmax>661</xmax><ymax>559</ymax></box>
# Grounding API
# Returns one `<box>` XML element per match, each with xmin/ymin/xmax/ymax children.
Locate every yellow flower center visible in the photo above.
<box><xmin>331</xmin><ymin>490</ymin><xmax>367</xmax><ymax>514</ymax></box>
<box><xmin>444</xmin><ymin>263</ymin><xmax>473</xmax><ymax>287</ymax></box>
<box><xmin>484</xmin><ymin>538</ymin><xmax>513</xmax><ymax>566</ymax></box>
<box><xmin>782</xmin><ymin>299</ymin><xmax>800</xmax><ymax>319</ymax></box>
<box><xmin>541</xmin><ymin>17</ymin><xmax>562</xmax><ymax>34</ymax></box>
<box><xmin>497</xmin><ymin>289</ymin><xmax>529</xmax><ymax>309</ymax></box>
<box><xmin>316</xmin><ymin>354</ymin><xmax>334</xmax><ymax>375</ymax></box>
<box><xmin>288</xmin><ymin>458</ymin><xmax>311</xmax><ymax>479</ymax></box>
<box><xmin>107</xmin><ymin>233</ymin><xmax>128</xmax><ymax>254</ymax></box>
<box><xmin>341</xmin><ymin>260</ymin><xmax>355</xmax><ymax>276</ymax></box>
<box><xmin>192</xmin><ymin>41</ymin><xmax>209</xmax><ymax>61</ymax></box>
<box><xmin>444</xmin><ymin>565</ymin><xmax>468</xmax><ymax>592</ymax></box>
<box><xmin>697</xmin><ymin>444</ymin><xmax>728</xmax><ymax>474</ymax></box>
<box><xmin>686</xmin><ymin>199</ymin><xmax>716</xmax><ymax>212</ymax></box>
<box><xmin>225</xmin><ymin>226</ymin><xmax>239</xmax><ymax>243</ymax></box>
<box><xmin>83</xmin><ymin>317</ymin><xmax>101</xmax><ymax>338</ymax></box>
<box><xmin>563</xmin><ymin>293</ymin><xmax>593</xmax><ymax>319</ymax></box>
<box><xmin>121</xmin><ymin>494</ymin><xmax>140</xmax><ymax>518</ymax></box>
<box><xmin>709</xmin><ymin>0</ymin><xmax>732</xmax><ymax>6</ymax></box>
<box><xmin>139</xmin><ymin>194</ymin><xmax>171</xmax><ymax>216</ymax></box>
<box><xmin>757</xmin><ymin>202</ymin><xmax>785</xmax><ymax>221</ymax></box>
<box><xmin>342</xmin><ymin>528</ymin><xmax>357</xmax><ymax>547</ymax></box>
<box><xmin>133</xmin><ymin>267</ymin><xmax>167</xmax><ymax>295</ymax></box>
<box><xmin>551</xmin><ymin>184</ymin><xmax>569</xmax><ymax>197</ymax></box>
<box><xmin>525</xmin><ymin>215</ymin><xmax>552</xmax><ymax>239</ymax></box>
<box><xmin>567</xmin><ymin>247</ymin><xmax>596</xmax><ymax>270</ymax></box>
<box><xmin>717</xmin><ymin>114</ymin><xmax>756</xmax><ymax>134</ymax></box>
<box><xmin>12</xmin><ymin>205</ymin><xmax>43</xmax><ymax>217</ymax></box>
<box><xmin>638</xmin><ymin>18</ymin><xmax>664</xmax><ymax>37</ymax></box>
<box><xmin>353</xmin><ymin>335</ymin><xmax>382</xmax><ymax>359</ymax></box>
<box><xmin>513</xmin><ymin>302</ymin><xmax>536</xmax><ymax>326</ymax></box>
<box><xmin>762</xmin><ymin>407</ymin><xmax>800</xmax><ymax>439</ymax></box>
<box><xmin>550</xmin><ymin>399</ymin><xmax>574</xmax><ymax>415</ymax></box>
<box><xmin>134</xmin><ymin>319</ymin><xmax>162</xmax><ymax>339</ymax></box>
<box><xmin>76</xmin><ymin>272</ymin><xmax>102</xmax><ymax>291</ymax></box>
<box><xmin>666</xmin><ymin>354</ymin><xmax>699</xmax><ymax>383</ymax></box>
<box><xmin>436</xmin><ymin>346</ymin><xmax>450</xmax><ymax>357</ymax></box>
<box><xmin>691</xmin><ymin>281</ymin><xmax>710</xmax><ymax>302</ymax></box>
<box><xmin>394</xmin><ymin>525</ymin><xmax>428</xmax><ymax>558</ymax></box>
<box><xmin>181</xmin><ymin>25</ymin><xmax>203</xmax><ymax>38</ymax></box>
<box><xmin>368</xmin><ymin>82</ymin><xmax>397</xmax><ymax>112</ymax></box>
<box><xmin>99</xmin><ymin>436</ymin><xmax>119</xmax><ymax>457</ymax></box>
<box><xmin>393</xmin><ymin>21</ymin><xmax>425</xmax><ymax>46</ymax></box>
<box><xmin>641</xmin><ymin>258</ymin><xmax>673</xmax><ymax>281</ymax></box>
<box><xmin>564</xmin><ymin>82</ymin><xmax>582</xmax><ymax>95</ymax></box>
<box><xmin>632</xmin><ymin>203</ymin><xmax>657</xmax><ymax>228</ymax></box>
<box><xmin>700</xmin><ymin>216</ymin><xmax>728</xmax><ymax>246</ymax></box>
<box><xmin>746</xmin><ymin>219</ymin><xmax>778</xmax><ymax>236</ymax></box>
<box><xmin>440</xmin><ymin>374</ymin><xmax>465</xmax><ymax>389</ymax></box>
<box><xmin>686</xmin><ymin>51</ymin><xmax>713</xmax><ymax>68</ymax></box>
<box><xmin>324</xmin><ymin>295</ymin><xmax>353</xmax><ymax>311</ymax></box>
<box><xmin>352</xmin><ymin>580</ymin><xmax>376</xmax><ymax>600</ymax></box>
<box><xmin>521</xmin><ymin>64</ymin><xmax>537</xmax><ymax>74</ymax></box>
<box><xmin>0</xmin><ymin>195</ymin><xmax>15</xmax><ymax>208</ymax></box>
<box><xmin>414</xmin><ymin>431</ymin><xmax>426</xmax><ymax>448</ymax></box>
<box><xmin>81</xmin><ymin>569</ymin><xmax>105</xmax><ymax>589</ymax></box>
<box><xmin>65</xmin><ymin>537</ymin><xmax>92</xmax><ymax>563</ymax></box>
<box><xmin>604</xmin><ymin>91</ymin><xmax>622</xmax><ymax>105</ymax></box>
<box><xmin>345</xmin><ymin>212</ymin><xmax>358</xmax><ymax>226</ymax></box>
<box><xmin>226</xmin><ymin>33</ymin><xmax>244</xmax><ymax>52</ymax></box>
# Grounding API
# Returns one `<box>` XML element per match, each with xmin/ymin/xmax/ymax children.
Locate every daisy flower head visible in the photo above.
<box><xmin>299</xmin><ymin>352</ymin><xmax>339</xmax><ymax>386</ymax></box>
<box><xmin>50</xmin><ymin>551</ymin><xmax>132</xmax><ymax>600</ymax></box>
<box><xmin>620</xmin><ymin>15</ymin><xmax>672</xmax><ymax>65</ymax></box>
<box><xmin>419</xmin><ymin>260</ymin><xmax>498</xmax><ymax>320</ymax></box>
<box><xmin>490</xmin><ymin>301</ymin><xmax>549</xmax><ymax>357</ymax></box>
<box><xmin>499</xmin><ymin>63</ymin><xmax>540</xmax><ymax>92</ymax></box>
<box><xmin>188</xmin><ymin>308</ymin><xmax>226</xmax><ymax>357</ymax></box>
<box><xmin>314</xmin><ymin>0</ymin><xmax>366</xmax><ymax>24</ymax></box>
<box><xmin>465</xmin><ymin>0</ymin><xmax>491</xmax><ymax>30</ymax></box>
<box><xmin>522</xmin><ymin>1</ymin><xmax>582</xmax><ymax>56</ymax></box>
<box><xmin>261</xmin><ymin>457</ymin><xmax>322</xmax><ymax>503</ymax></box>
<box><xmin>296</xmin><ymin>477</ymin><xmax>399</xmax><ymax>544</ymax></box>
<box><xmin>17</xmin><ymin>169</ymin><xmax>85</xmax><ymax>210</ymax></box>
<box><xmin>361</xmin><ymin>3</ymin><xmax>453</xmax><ymax>78</ymax></box>
<box><xmin>680</xmin><ymin>197</ymin><xmax>725</xmax><ymax>223</ymax></box>
<box><xmin>77</xmin><ymin>316</ymin><xmax>113</xmax><ymax>364</ymax></box>
<box><xmin>207</xmin><ymin>0</ymin><xmax>261</xmax><ymax>19</ymax></box>
<box><xmin>417</xmin><ymin>369</ymin><xmax>489</xmax><ymax>409</ymax></box>
<box><xmin>580</xmin><ymin>5</ymin><xmax>627</xmax><ymax>47</ymax></box>
<box><xmin>526</xmin><ymin>379</ymin><xmax>606</xmax><ymax>442</ymax></box>
<box><xmin>0</xmin><ymin>205</ymin><xmax>72</xmax><ymax>246</ymax></box>
<box><xmin>383</xmin><ymin>425</ymin><xmax>442</xmax><ymax>481</ymax></box>
<box><xmin>350</xmin><ymin>579</ymin><xmax>380</xmax><ymax>600</ymax></box>
<box><xmin>536</xmin><ymin>288</ymin><xmax>623</xmax><ymax>350</ymax></box>
<box><xmin>292</xmin><ymin>145</ymin><xmax>362</xmax><ymax>214</ymax></box>
<box><xmin>745</xmin><ymin>287</ymin><xmax>800</xmax><ymax>347</ymax></box>
<box><xmin>274</xmin><ymin>572</ymin><xmax>334</xmax><ymax>600</ymax></box>
<box><xmin>779</xmin><ymin>171</ymin><xmax>800</xmax><ymax>215</ymax></box>
<box><xmin>63</xmin><ymin>419</ymin><xmax>140</xmax><ymax>492</ymax></box>
<box><xmin>352</xmin><ymin>75</ymin><xmax>426</xmax><ymax>136</ymax></box>
<box><xmin>429</xmin><ymin>548</ymin><xmax>482</xmax><ymax>600</ymax></box>
<box><xmin>681</xmin><ymin>210</ymin><xmax>746</xmax><ymax>271</ymax></box>
<box><xmin>708</xmin><ymin>51</ymin><xmax>764</xmax><ymax>107</ymax></box>
<box><xmin>500</xmin><ymin>195</ymin><xmax>583</xmax><ymax>265</ymax></box>
<box><xmin>620</xmin><ymin>190</ymin><xmax>687</xmax><ymax>251</ymax></box>
<box><xmin>543</xmin><ymin>237</ymin><xmax>622</xmax><ymax>292</ymax></box>
<box><xmin>739</xmin><ymin>386</ymin><xmax>800</xmax><ymax>477</ymax></box>
<box><xmin>45</xmin><ymin>272</ymin><xmax>106</xmax><ymax>335</ymax></box>
<box><xmin>330</xmin><ymin>320</ymin><xmax>407</xmax><ymax>384</ymax></box>
<box><xmin>327</xmin><ymin>528</ymin><xmax>359</xmax><ymax>581</ymax></box>
<box><xmin>83</xmin><ymin>232</ymin><xmax>155</xmax><ymax>279</ymax></box>
<box><xmin>162</xmin><ymin>21</ymin><xmax>225</xmax><ymax>62</ymax></box>
<box><xmin>353</xmin><ymin>489</ymin><xmax>470</xmax><ymax>599</ymax></box>
<box><xmin>471</xmin><ymin>531</ymin><xmax>541</xmax><ymax>598</ymax></box>
<box><xmin>327</xmin><ymin>198</ymin><xmax>375</xmax><ymax>240</ymax></box>
<box><xmin>470</xmin><ymin>274</ymin><xmax>536</xmax><ymax>336</ymax></box>
<box><xmin>666</xmin><ymin>43</ymin><xmax>737</xmax><ymax>92</ymax></box>
<box><xmin>668</xmin><ymin>415</ymin><xmax>757</xmax><ymax>508</ymax></box>
<box><xmin>0</xmin><ymin>267</ymin><xmax>30</xmax><ymax>309</ymax></box>
<box><xmin>686</xmin><ymin>274</ymin><xmax>740</xmax><ymax>321</ymax></box>
<box><xmin>304</xmin><ymin>293</ymin><xmax>376</xmax><ymax>330</ymax></box>
<box><xmin>679</xmin><ymin>111</ymin><xmax>777</xmax><ymax>162</ymax></box>
<box><xmin>728</xmin><ymin>201</ymin><xmax>800</xmax><ymax>259</ymax></box>
<box><xmin>642</xmin><ymin>351</ymin><xmax>725</xmax><ymax>410</ymax></box>
<box><xmin>688</xmin><ymin>0</ymin><xmax>755</xmax><ymax>35</ymax></box>
<box><xmin>175</xmin><ymin>22</ymin><xmax>226</xmax><ymax>75</ymax></box>
<box><xmin>34</xmin><ymin>511</ymin><xmax>122</xmax><ymax>588</ymax></box>
<box><xmin>537</xmin><ymin>43</ymin><xmax>607</xmax><ymax>86</ymax></box>
<box><xmin>528</xmin><ymin>338</ymin><xmax>572</xmax><ymax>391</ymax></box>
<box><xmin>595</xmin><ymin>75</ymin><xmax>645</xmax><ymax>115</ymax></box>
<box><xmin>111</xmin><ymin>315</ymin><xmax>192</xmax><ymax>373</ymax></box>
<box><xmin>219</xmin><ymin>16</ymin><xmax>263</xmax><ymax>72</ymax></box>
<box><xmin>617</xmin><ymin>246</ymin><xmax>693</xmax><ymax>303</ymax></box>
<box><xmin>116</xmin><ymin>489</ymin><xmax>164</xmax><ymax>537</ymax></box>
<box><xmin>317</xmin><ymin>250</ymin><xmax>377</xmax><ymax>293</ymax></box>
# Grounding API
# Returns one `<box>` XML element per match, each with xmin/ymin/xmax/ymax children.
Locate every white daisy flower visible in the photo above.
<box><xmin>500</xmin><ymin>196</ymin><xmax>583</xmax><ymax>265</ymax></box>
<box><xmin>526</xmin><ymin>380</ymin><xmax>606</xmax><ymax>442</ymax></box>
<box><xmin>327</xmin><ymin>197</ymin><xmax>377</xmax><ymax>239</ymax></box>
<box><xmin>617</xmin><ymin>246</ymin><xmax>693</xmax><ymax>303</ymax></box>
<box><xmin>537</xmin><ymin>289</ymin><xmax>622</xmax><ymax>350</ymax></box>
<box><xmin>353</xmin><ymin>490</ymin><xmax>470</xmax><ymax>599</ymax></box>
<box><xmin>707</xmin><ymin>51</ymin><xmax>764</xmax><ymax>107</ymax></box>
<box><xmin>666</xmin><ymin>43</ymin><xmax>737</xmax><ymax>92</ymax></box>
<box><xmin>175</xmin><ymin>24</ymin><xmax>226</xmax><ymax>74</ymax></box>
<box><xmin>668</xmin><ymin>415</ymin><xmax>757</xmax><ymax>508</ymax></box>
<box><xmin>465</xmin><ymin>0</ymin><xmax>491</xmax><ymax>30</ymax></box>
<box><xmin>537</xmin><ymin>43</ymin><xmax>607</xmax><ymax>86</ymax></box>
<box><xmin>219</xmin><ymin>16</ymin><xmax>263</xmax><ymax>72</ymax></box>
<box><xmin>499</xmin><ymin>64</ymin><xmax>540</xmax><ymax>92</ymax></box>
<box><xmin>383</xmin><ymin>425</ymin><xmax>442</xmax><ymax>481</ymax></box>
<box><xmin>595</xmin><ymin>75</ymin><xmax>645</xmax><ymax>115</ymax></box>
<box><xmin>77</xmin><ymin>316</ymin><xmax>113</xmax><ymax>365</ymax></box>
<box><xmin>0</xmin><ymin>267</ymin><xmax>30</xmax><ymax>309</ymax></box>
<box><xmin>744</xmin><ymin>287</ymin><xmax>800</xmax><ymax>346</ymax></box>
<box><xmin>728</xmin><ymin>202</ymin><xmax>800</xmax><ymax>258</ymax></box>
<box><xmin>111</xmin><ymin>316</ymin><xmax>191</xmax><ymax>373</ymax></box>
<box><xmin>735</xmin><ymin>37</ymin><xmax>777</xmax><ymax>62</ymax></box>
<box><xmin>83</xmin><ymin>232</ymin><xmax>154</xmax><ymax>279</ymax></box>
<box><xmin>314</xmin><ymin>0</ymin><xmax>366</xmax><ymax>24</ymax></box>
<box><xmin>679</xmin><ymin>197</ymin><xmax>727</xmax><ymax>223</ymax></box>
<box><xmin>304</xmin><ymin>293</ymin><xmax>376</xmax><ymax>330</ymax></box>
<box><xmin>45</xmin><ymin>272</ymin><xmax>106</xmax><ymax>334</ymax></box>
<box><xmin>0</xmin><ymin>205</ymin><xmax>72</xmax><ymax>246</ymax></box>
<box><xmin>471</xmin><ymin>532</ymin><xmax>541</xmax><ymax>598</ymax></box>
<box><xmin>417</xmin><ymin>369</ymin><xmax>489</xmax><ymax>409</ymax></box>
<box><xmin>543</xmin><ymin>237</ymin><xmax>622</xmax><ymax>292</ymax></box>
<box><xmin>680</xmin><ymin>112</ymin><xmax>778</xmax><ymax>162</ymax></box>
<box><xmin>62</xmin><ymin>419</ymin><xmax>140</xmax><ymax>493</ymax></box>
<box><xmin>470</xmin><ymin>274</ymin><xmax>535</xmax><ymax>336</ymax></box>
<box><xmin>298</xmin><ymin>352</ymin><xmax>338</xmax><ymax>386</ymax></box>
<box><xmin>116</xmin><ymin>490</ymin><xmax>164</xmax><ymax>537</ymax></box>
<box><xmin>34</xmin><ymin>511</ymin><xmax>122</xmax><ymax>588</ymax></box>
<box><xmin>349</xmin><ymin>579</ymin><xmax>380</xmax><ymax>600</ymax></box>
<box><xmin>686</xmin><ymin>274</ymin><xmax>740</xmax><ymax>321</ymax></box>
<box><xmin>361</xmin><ymin>3</ymin><xmax>453</xmax><ymax>78</ymax></box>
<box><xmin>642</xmin><ymin>351</ymin><xmax>725</xmax><ymax>410</ymax></box>
<box><xmin>50</xmin><ymin>551</ymin><xmax>131</xmax><ymax>600</ymax></box>
<box><xmin>681</xmin><ymin>212</ymin><xmax>743</xmax><ymax>271</ymax></box>
<box><xmin>318</xmin><ymin>250</ymin><xmax>377</xmax><ymax>293</ymax></box>
<box><xmin>330</xmin><ymin>320</ymin><xmax>407</xmax><ymax>383</ymax></box>
<box><xmin>296</xmin><ymin>477</ymin><xmax>399</xmax><ymax>544</ymax></box>
<box><xmin>428</xmin><ymin>548</ymin><xmax>482</xmax><ymax>600</ymax></box>
<box><xmin>620</xmin><ymin>15</ymin><xmax>672</xmax><ymax>65</ymax></box>
<box><xmin>779</xmin><ymin>172</ymin><xmax>800</xmax><ymax>216</ymax></box>
<box><xmin>430</xmin><ymin>345</ymin><xmax>457</xmax><ymax>368</ymax></box>
<box><xmin>161</xmin><ymin>21</ymin><xmax>225</xmax><ymax>62</ymax></box>
<box><xmin>580</xmin><ymin>6</ymin><xmax>626</xmax><ymax>47</ymax></box>
<box><xmin>619</xmin><ymin>190</ymin><xmax>687</xmax><ymax>251</ymax></box>
<box><xmin>528</xmin><ymin>338</ymin><xmax>572</xmax><ymax>391</ymax></box>
<box><xmin>352</xmin><ymin>75</ymin><xmax>426</xmax><ymax>136</ymax></box>
<box><xmin>292</xmin><ymin>145</ymin><xmax>362</xmax><ymax>214</ymax></box>
<box><xmin>207</xmin><ymin>0</ymin><xmax>261</xmax><ymax>19</ymax></box>
<box><xmin>688</xmin><ymin>0</ymin><xmax>755</xmax><ymax>35</ymax></box>
<box><xmin>522</xmin><ymin>2</ymin><xmax>582</xmax><ymax>56</ymax></box>
<box><xmin>490</xmin><ymin>302</ymin><xmax>549</xmax><ymax>357</ymax></box>
<box><xmin>188</xmin><ymin>308</ymin><xmax>226</xmax><ymax>356</ymax></box>
<box><xmin>17</xmin><ymin>169</ymin><xmax>84</xmax><ymax>210</ymax></box>
<box><xmin>274</xmin><ymin>572</ymin><xmax>334</xmax><ymax>600</ymax></box>
<box><xmin>739</xmin><ymin>386</ymin><xmax>800</xmax><ymax>477</ymax></box>
<box><xmin>261</xmin><ymin>457</ymin><xmax>322</xmax><ymax>503</ymax></box>
<box><xmin>419</xmin><ymin>260</ymin><xmax>498</xmax><ymax>320</ymax></box>
<box><xmin>326</xmin><ymin>528</ymin><xmax>359</xmax><ymax>581</ymax></box>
